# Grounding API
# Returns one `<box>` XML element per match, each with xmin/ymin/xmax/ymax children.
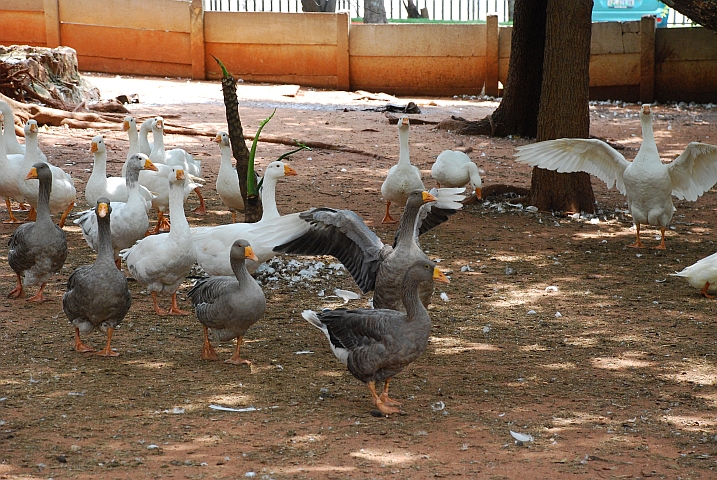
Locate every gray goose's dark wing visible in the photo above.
<box><xmin>7</xmin><ymin>224</ymin><xmax>35</xmax><ymax>275</ymax></box>
<box><xmin>187</xmin><ymin>276</ymin><xmax>238</xmax><ymax>323</ymax></box>
<box><xmin>273</xmin><ymin>208</ymin><xmax>390</xmax><ymax>293</ymax></box>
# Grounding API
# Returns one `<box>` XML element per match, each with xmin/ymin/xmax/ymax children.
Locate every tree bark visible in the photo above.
<box><xmin>525</xmin><ymin>0</ymin><xmax>595</xmax><ymax>214</ymax></box>
<box><xmin>301</xmin><ymin>0</ymin><xmax>337</xmax><ymax>12</ymax></box>
<box><xmin>216</xmin><ymin>61</ymin><xmax>263</xmax><ymax>222</ymax></box>
<box><xmin>661</xmin><ymin>0</ymin><xmax>717</xmax><ymax>31</ymax></box>
<box><xmin>442</xmin><ymin>0</ymin><xmax>546</xmax><ymax>136</ymax></box>
<box><xmin>364</xmin><ymin>0</ymin><xmax>388</xmax><ymax>23</ymax></box>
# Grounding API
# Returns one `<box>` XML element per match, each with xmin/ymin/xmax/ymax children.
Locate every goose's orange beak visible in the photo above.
<box><xmin>122</xmin><ymin>120</ymin><xmax>130</xmax><ymax>131</ymax></box>
<box><xmin>213</xmin><ymin>134</ymin><xmax>222</xmax><ymax>143</ymax></box>
<box><xmin>433</xmin><ymin>267</ymin><xmax>449</xmax><ymax>284</ymax></box>
<box><xmin>284</xmin><ymin>165</ymin><xmax>298</xmax><ymax>176</ymax></box>
<box><xmin>144</xmin><ymin>159</ymin><xmax>159</xmax><ymax>171</ymax></box>
<box><xmin>90</xmin><ymin>142</ymin><xmax>98</xmax><ymax>153</ymax></box>
<box><xmin>97</xmin><ymin>202</ymin><xmax>109</xmax><ymax>218</ymax></box>
<box><xmin>422</xmin><ymin>191</ymin><xmax>437</xmax><ymax>203</ymax></box>
<box><xmin>244</xmin><ymin>246</ymin><xmax>259</xmax><ymax>262</ymax></box>
<box><xmin>25</xmin><ymin>167</ymin><xmax>38</xmax><ymax>180</ymax></box>
<box><xmin>475</xmin><ymin>187</ymin><xmax>482</xmax><ymax>200</ymax></box>
<box><xmin>176</xmin><ymin>169</ymin><xmax>185</xmax><ymax>180</ymax></box>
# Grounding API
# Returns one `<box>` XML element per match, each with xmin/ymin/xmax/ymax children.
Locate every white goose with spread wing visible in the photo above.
<box><xmin>514</xmin><ymin>104</ymin><xmax>717</xmax><ymax>249</ymax></box>
<box><xmin>380</xmin><ymin>116</ymin><xmax>425</xmax><ymax>224</ymax></box>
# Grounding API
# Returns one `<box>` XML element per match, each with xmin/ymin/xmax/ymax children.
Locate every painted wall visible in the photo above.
<box><xmin>0</xmin><ymin>0</ymin><xmax>715</xmax><ymax>102</ymax></box>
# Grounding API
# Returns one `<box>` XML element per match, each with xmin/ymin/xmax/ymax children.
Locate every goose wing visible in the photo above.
<box><xmin>667</xmin><ymin>142</ymin><xmax>717</xmax><ymax>201</ymax></box>
<box><xmin>514</xmin><ymin>138</ymin><xmax>630</xmax><ymax>194</ymax></box>
<box><xmin>273</xmin><ymin>208</ymin><xmax>389</xmax><ymax>293</ymax></box>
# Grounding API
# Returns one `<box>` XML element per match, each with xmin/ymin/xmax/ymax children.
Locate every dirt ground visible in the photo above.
<box><xmin>2</xmin><ymin>72</ymin><xmax>717</xmax><ymax>479</ymax></box>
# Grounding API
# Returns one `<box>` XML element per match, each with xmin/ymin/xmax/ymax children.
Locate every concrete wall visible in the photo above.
<box><xmin>1</xmin><ymin>0</ymin><xmax>716</xmax><ymax>102</ymax></box>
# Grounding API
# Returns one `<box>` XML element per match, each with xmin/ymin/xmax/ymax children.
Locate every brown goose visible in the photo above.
<box><xmin>7</xmin><ymin>162</ymin><xmax>68</xmax><ymax>302</ymax></box>
<box><xmin>187</xmin><ymin>239</ymin><xmax>266</xmax><ymax>365</ymax></box>
<box><xmin>302</xmin><ymin>259</ymin><xmax>449</xmax><ymax>415</ymax></box>
<box><xmin>274</xmin><ymin>188</ymin><xmax>463</xmax><ymax>312</ymax></box>
<box><xmin>63</xmin><ymin>198</ymin><xmax>132</xmax><ymax>356</ymax></box>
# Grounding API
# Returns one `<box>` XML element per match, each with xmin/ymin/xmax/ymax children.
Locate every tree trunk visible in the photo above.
<box><xmin>404</xmin><ymin>0</ymin><xmax>421</xmax><ymax>18</ymax></box>
<box><xmin>443</xmin><ymin>0</ymin><xmax>546</xmax><ymax>136</ymax></box>
<box><xmin>301</xmin><ymin>0</ymin><xmax>337</xmax><ymax>12</ymax></box>
<box><xmin>661</xmin><ymin>0</ymin><xmax>717</xmax><ymax>31</ymax></box>
<box><xmin>216</xmin><ymin>61</ymin><xmax>263</xmax><ymax>222</ymax></box>
<box><xmin>364</xmin><ymin>0</ymin><xmax>388</xmax><ymax>23</ymax></box>
<box><xmin>525</xmin><ymin>0</ymin><xmax>595</xmax><ymax>214</ymax></box>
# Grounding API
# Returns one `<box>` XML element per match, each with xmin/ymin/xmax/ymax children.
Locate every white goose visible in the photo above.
<box><xmin>190</xmin><ymin>160</ymin><xmax>297</xmax><ymax>275</ymax></box>
<box><xmin>671</xmin><ymin>252</ymin><xmax>717</xmax><ymax>298</ymax></box>
<box><xmin>0</xmin><ymin>100</ymin><xmax>26</xmax><ymax>155</ymax></box>
<box><xmin>214</xmin><ymin>131</ymin><xmax>244</xmax><ymax>222</ymax></box>
<box><xmin>121</xmin><ymin>115</ymin><xmax>141</xmax><ymax>177</ymax></box>
<box><xmin>380</xmin><ymin>116</ymin><xmax>425</xmax><ymax>224</ymax></box>
<box><xmin>431</xmin><ymin>150</ymin><xmax>483</xmax><ymax>200</ymax></box>
<box><xmin>75</xmin><ymin>153</ymin><xmax>159</xmax><ymax>268</ymax></box>
<box><xmin>0</xmin><ymin>113</ymin><xmax>26</xmax><ymax>223</ymax></box>
<box><xmin>149</xmin><ymin>116</ymin><xmax>206</xmax><ymax>215</ymax></box>
<box><xmin>138</xmin><ymin>117</ymin><xmax>154</xmax><ymax>156</ymax></box>
<box><xmin>85</xmin><ymin>135</ymin><xmax>153</xmax><ymax>209</ymax></box>
<box><xmin>514</xmin><ymin>104</ymin><xmax>717</xmax><ymax>249</ymax></box>
<box><xmin>17</xmin><ymin>120</ymin><xmax>76</xmax><ymax>228</ymax></box>
<box><xmin>122</xmin><ymin>166</ymin><xmax>197</xmax><ymax>316</ymax></box>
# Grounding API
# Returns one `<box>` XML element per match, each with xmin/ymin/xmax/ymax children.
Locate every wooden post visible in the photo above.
<box><xmin>485</xmin><ymin>15</ymin><xmax>499</xmax><ymax>97</ymax></box>
<box><xmin>43</xmin><ymin>0</ymin><xmax>60</xmax><ymax>48</ymax></box>
<box><xmin>640</xmin><ymin>15</ymin><xmax>655</xmax><ymax>104</ymax></box>
<box><xmin>336</xmin><ymin>12</ymin><xmax>350</xmax><ymax>91</ymax></box>
<box><xmin>190</xmin><ymin>0</ymin><xmax>206</xmax><ymax>80</ymax></box>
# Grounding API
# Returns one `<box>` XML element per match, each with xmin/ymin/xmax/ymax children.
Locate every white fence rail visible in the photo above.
<box><xmin>203</xmin><ymin>0</ymin><xmax>695</xmax><ymax>25</ymax></box>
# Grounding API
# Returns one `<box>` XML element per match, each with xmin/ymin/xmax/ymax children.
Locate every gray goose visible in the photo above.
<box><xmin>274</xmin><ymin>188</ymin><xmax>463</xmax><ymax>312</ymax></box>
<box><xmin>187</xmin><ymin>239</ymin><xmax>266</xmax><ymax>365</ymax></box>
<box><xmin>63</xmin><ymin>198</ymin><xmax>132</xmax><ymax>356</ymax></box>
<box><xmin>7</xmin><ymin>162</ymin><xmax>67</xmax><ymax>302</ymax></box>
<box><xmin>302</xmin><ymin>259</ymin><xmax>449</xmax><ymax>415</ymax></box>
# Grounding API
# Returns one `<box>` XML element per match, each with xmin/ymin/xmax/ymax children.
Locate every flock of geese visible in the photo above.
<box><xmin>3</xmin><ymin>99</ymin><xmax>717</xmax><ymax>414</ymax></box>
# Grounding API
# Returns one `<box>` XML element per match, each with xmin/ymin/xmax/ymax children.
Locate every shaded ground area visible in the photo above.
<box><xmin>1</xmin><ymin>73</ymin><xmax>717</xmax><ymax>479</ymax></box>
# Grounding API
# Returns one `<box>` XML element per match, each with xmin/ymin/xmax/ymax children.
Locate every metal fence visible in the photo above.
<box><xmin>203</xmin><ymin>0</ymin><xmax>695</xmax><ymax>25</ymax></box>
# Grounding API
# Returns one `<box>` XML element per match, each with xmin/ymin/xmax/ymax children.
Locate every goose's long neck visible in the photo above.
<box><xmin>219</xmin><ymin>144</ymin><xmax>232</xmax><ymax>170</ymax></box>
<box><xmin>127</xmin><ymin>127</ymin><xmax>139</xmax><ymax>158</ymax></box>
<box><xmin>231</xmin><ymin>258</ymin><xmax>253</xmax><ymax>285</ymax></box>
<box><xmin>151</xmin><ymin>128</ymin><xmax>165</xmax><ymax>159</ymax></box>
<box><xmin>638</xmin><ymin>112</ymin><xmax>658</xmax><ymax>160</ymax></box>
<box><xmin>259</xmin><ymin>175</ymin><xmax>280</xmax><ymax>221</ymax></box>
<box><xmin>394</xmin><ymin>203</ymin><xmax>421</xmax><ymax>249</ymax></box>
<box><xmin>22</xmin><ymin>132</ymin><xmax>39</xmax><ymax>169</ymax></box>
<box><xmin>93</xmin><ymin>150</ymin><xmax>107</xmax><ymax>177</ymax></box>
<box><xmin>401</xmin><ymin>274</ymin><xmax>428</xmax><ymax>322</ymax></box>
<box><xmin>398</xmin><ymin>126</ymin><xmax>411</xmax><ymax>166</ymax></box>
<box><xmin>1</xmin><ymin>106</ymin><xmax>22</xmax><ymax>153</ymax></box>
<box><xmin>139</xmin><ymin>122</ymin><xmax>152</xmax><ymax>155</ymax></box>
<box><xmin>168</xmin><ymin>180</ymin><xmax>189</xmax><ymax>236</ymax></box>
<box><xmin>125</xmin><ymin>166</ymin><xmax>140</xmax><ymax>194</ymax></box>
<box><xmin>95</xmin><ymin>212</ymin><xmax>116</xmax><ymax>267</ymax></box>
<box><xmin>0</xmin><ymin>126</ymin><xmax>8</xmax><ymax>167</ymax></box>
<box><xmin>35</xmin><ymin>174</ymin><xmax>52</xmax><ymax>222</ymax></box>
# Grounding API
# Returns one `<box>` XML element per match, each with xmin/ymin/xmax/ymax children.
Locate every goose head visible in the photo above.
<box><xmin>405</xmin><ymin>189</ymin><xmax>437</xmax><ymax>209</ymax></box>
<box><xmin>24</xmin><ymin>119</ymin><xmax>39</xmax><ymax>136</ymax></box>
<box><xmin>214</xmin><ymin>131</ymin><xmax>231</xmax><ymax>147</ymax></box>
<box><xmin>127</xmin><ymin>153</ymin><xmax>158</xmax><ymax>173</ymax></box>
<box><xmin>231</xmin><ymin>239</ymin><xmax>259</xmax><ymax>263</ymax></box>
<box><xmin>153</xmin><ymin>116</ymin><xmax>165</xmax><ymax>132</ymax></box>
<box><xmin>122</xmin><ymin>116</ymin><xmax>136</xmax><ymax>132</ymax></box>
<box><xmin>26</xmin><ymin>162</ymin><xmax>50</xmax><ymax>181</ymax></box>
<box><xmin>263</xmin><ymin>160</ymin><xmax>297</xmax><ymax>181</ymax></box>
<box><xmin>90</xmin><ymin>135</ymin><xmax>106</xmax><ymax>154</ymax></box>
<box><xmin>96</xmin><ymin>197</ymin><xmax>112</xmax><ymax>218</ymax></box>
